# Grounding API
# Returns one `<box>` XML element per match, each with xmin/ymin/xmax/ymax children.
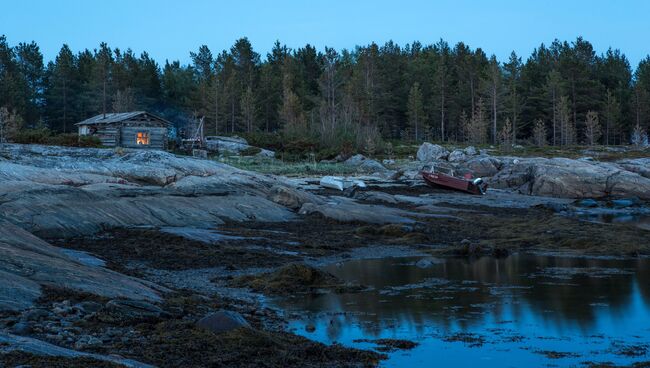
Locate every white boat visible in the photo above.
<box><xmin>319</xmin><ymin>176</ymin><xmax>366</xmax><ymax>191</ymax></box>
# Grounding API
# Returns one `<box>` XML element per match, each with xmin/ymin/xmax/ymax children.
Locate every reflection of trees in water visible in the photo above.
<box><xmin>635</xmin><ymin>258</ymin><xmax>650</xmax><ymax>305</ymax></box>
<box><xmin>280</xmin><ymin>256</ymin><xmax>650</xmax><ymax>341</ymax></box>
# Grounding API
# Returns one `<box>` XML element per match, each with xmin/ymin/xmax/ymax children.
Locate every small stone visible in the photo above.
<box><xmin>196</xmin><ymin>311</ymin><xmax>250</xmax><ymax>334</ymax></box>
<box><xmin>415</xmin><ymin>258</ymin><xmax>439</xmax><ymax>269</ymax></box>
<box><xmin>105</xmin><ymin>299</ymin><xmax>164</xmax><ymax>322</ymax></box>
<box><xmin>21</xmin><ymin>309</ymin><xmax>50</xmax><ymax>322</ymax></box>
<box><xmin>74</xmin><ymin>301</ymin><xmax>103</xmax><ymax>314</ymax></box>
<box><xmin>74</xmin><ymin>335</ymin><xmax>103</xmax><ymax>350</ymax></box>
<box><xmin>467</xmin><ymin>243</ymin><xmax>481</xmax><ymax>255</ymax></box>
<box><xmin>10</xmin><ymin>321</ymin><xmax>32</xmax><ymax>335</ymax></box>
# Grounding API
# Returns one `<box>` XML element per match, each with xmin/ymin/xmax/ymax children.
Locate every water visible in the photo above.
<box><xmin>273</xmin><ymin>255</ymin><xmax>650</xmax><ymax>367</ymax></box>
<box><xmin>577</xmin><ymin>213</ymin><xmax>650</xmax><ymax>230</ymax></box>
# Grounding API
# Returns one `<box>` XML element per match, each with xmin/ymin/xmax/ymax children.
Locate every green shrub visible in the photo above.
<box><xmin>240</xmin><ymin>146</ymin><xmax>262</xmax><ymax>156</ymax></box>
<box><xmin>77</xmin><ymin>135</ymin><xmax>102</xmax><ymax>148</ymax></box>
<box><xmin>12</xmin><ymin>128</ymin><xmax>52</xmax><ymax>144</ymax></box>
<box><xmin>11</xmin><ymin>128</ymin><xmax>102</xmax><ymax>148</ymax></box>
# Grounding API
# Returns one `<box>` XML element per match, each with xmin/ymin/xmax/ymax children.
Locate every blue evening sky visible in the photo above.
<box><xmin>2</xmin><ymin>0</ymin><xmax>649</xmax><ymax>67</ymax></box>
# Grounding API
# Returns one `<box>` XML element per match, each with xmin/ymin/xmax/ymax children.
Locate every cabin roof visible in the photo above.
<box><xmin>76</xmin><ymin>111</ymin><xmax>172</xmax><ymax>126</ymax></box>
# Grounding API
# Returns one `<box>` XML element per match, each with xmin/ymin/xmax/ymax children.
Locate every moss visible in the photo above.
<box><xmin>111</xmin><ymin>319</ymin><xmax>384</xmax><ymax>368</ymax></box>
<box><xmin>233</xmin><ymin>263</ymin><xmax>362</xmax><ymax>295</ymax></box>
<box><xmin>240</xmin><ymin>146</ymin><xmax>262</xmax><ymax>156</ymax></box>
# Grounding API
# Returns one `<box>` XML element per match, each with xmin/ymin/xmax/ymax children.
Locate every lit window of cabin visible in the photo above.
<box><xmin>136</xmin><ymin>132</ymin><xmax>150</xmax><ymax>145</ymax></box>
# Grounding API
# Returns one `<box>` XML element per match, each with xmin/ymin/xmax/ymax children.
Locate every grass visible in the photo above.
<box><xmin>217</xmin><ymin>156</ymin><xmax>361</xmax><ymax>176</ymax></box>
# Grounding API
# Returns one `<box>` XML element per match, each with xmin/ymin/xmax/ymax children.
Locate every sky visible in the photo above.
<box><xmin>2</xmin><ymin>0</ymin><xmax>650</xmax><ymax>67</ymax></box>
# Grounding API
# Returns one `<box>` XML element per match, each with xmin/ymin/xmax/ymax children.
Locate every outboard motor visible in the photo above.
<box><xmin>472</xmin><ymin>178</ymin><xmax>488</xmax><ymax>194</ymax></box>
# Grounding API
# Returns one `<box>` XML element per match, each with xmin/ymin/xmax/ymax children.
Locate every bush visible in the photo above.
<box><xmin>240</xmin><ymin>146</ymin><xmax>262</xmax><ymax>156</ymax></box>
<box><xmin>77</xmin><ymin>135</ymin><xmax>102</xmax><ymax>148</ymax></box>
<box><xmin>12</xmin><ymin>128</ymin><xmax>52</xmax><ymax>144</ymax></box>
<box><xmin>11</xmin><ymin>128</ymin><xmax>102</xmax><ymax>148</ymax></box>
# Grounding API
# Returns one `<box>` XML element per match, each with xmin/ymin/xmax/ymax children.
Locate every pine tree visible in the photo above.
<box><xmin>558</xmin><ymin>95</ymin><xmax>575</xmax><ymax>145</ymax></box>
<box><xmin>92</xmin><ymin>42</ymin><xmax>114</xmax><ymax>116</ymax></box>
<box><xmin>545</xmin><ymin>70</ymin><xmax>563</xmax><ymax>146</ymax></box>
<box><xmin>504</xmin><ymin>51</ymin><xmax>522</xmax><ymax>143</ymax></box>
<box><xmin>487</xmin><ymin>55</ymin><xmax>502</xmax><ymax>144</ymax></box>
<box><xmin>46</xmin><ymin>44</ymin><xmax>77</xmax><ymax>132</ymax></box>
<box><xmin>603</xmin><ymin>89</ymin><xmax>621</xmax><ymax>145</ymax></box>
<box><xmin>407</xmin><ymin>82</ymin><xmax>425</xmax><ymax>142</ymax></box>
<box><xmin>239</xmin><ymin>86</ymin><xmax>255</xmax><ymax>132</ymax></box>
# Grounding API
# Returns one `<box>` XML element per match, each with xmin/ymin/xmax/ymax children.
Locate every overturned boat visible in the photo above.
<box><xmin>320</xmin><ymin>176</ymin><xmax>367</xmax><ymax>191</ymax></box>
<box><xmin>421</xmin><ymin>165</ymin><xmax>487</xmax><ymax>195</ymax></box>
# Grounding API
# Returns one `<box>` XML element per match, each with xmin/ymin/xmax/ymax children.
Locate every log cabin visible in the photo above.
<box><xmin>76</xmin><ymin>111</ymin><xmax>172</xmax><ymax>150</ymax></box>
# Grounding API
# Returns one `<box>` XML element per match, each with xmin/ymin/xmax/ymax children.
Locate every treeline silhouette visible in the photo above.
<box><xmin>1</xmin><ymin>35</ymin><xmax>649</xmax><ymax>151</ymax></box>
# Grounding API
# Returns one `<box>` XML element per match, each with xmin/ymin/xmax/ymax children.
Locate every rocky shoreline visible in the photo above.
<box><xmin>1</xmin><ymin>143</ymin><xmax>649</xmax><ymax>367</ymax></box>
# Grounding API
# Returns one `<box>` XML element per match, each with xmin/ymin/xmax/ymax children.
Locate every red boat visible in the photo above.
<box><xmin>421</xmin><ymin>166</ymin><xmax>487</xmax><ymax>195</ymax></box>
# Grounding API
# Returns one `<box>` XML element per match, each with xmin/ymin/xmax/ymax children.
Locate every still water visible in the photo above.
<box><xmin>273</xmin><ymin>255</ymin><xmax>650</xmax><ymax>367</ymax></box>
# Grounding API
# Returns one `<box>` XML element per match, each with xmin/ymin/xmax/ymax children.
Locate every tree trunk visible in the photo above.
<box><xmin>63</xmin><ymin>78</ymin><xmax>67</xmax><ymax>133</ymax></box>
<box><xmin>492</xmin><ymin>84</ymin><xmax>497</xmax><ymax>144</ymax></box>
<box><xmin>552</xmin><ymin>89</ymin><xmax>556</xmax><ymax>146</ymax></box>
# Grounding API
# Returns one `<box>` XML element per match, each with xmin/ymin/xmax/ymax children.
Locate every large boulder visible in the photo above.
<box><xmin>464</xmin><ymin>155</ymin><xmax>502</xmax><ymax>177</ymax></box>
<box><xmin>196</xmin><ymin>311</ymin><xmax>250</xmax><ymax>334</ymax></box>
<box><xmin>204</xmin><ymin>136</ymin><xmax>275</xmax><ymax>158</ymax></box>
<box><xmin>464</xmin><ymin>146</ymin><xmax>478</xmax><ymax>156</ymax></box>
<box><xmin>417</xmin><ymin>143</ymin><xmax>449</xmax><ymax>161</ymax></box>
<box><xmin>447</xmin><ymin>149</ymin><xmax>467</xmax><ymax>162</ymax></box>
<box><xmin>267</xmin><ymin>185</ymin><xmax>323</xmax><ymax>210</ymax></box>
<box><xmin>344</xmin><ymin>154</ymin><xmax>387</xmax><ymax>172</ymax></box>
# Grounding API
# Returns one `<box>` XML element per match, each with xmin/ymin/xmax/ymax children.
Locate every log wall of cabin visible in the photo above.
<box><xmin>120</xmin><ymin>127</ymin><xmax>167</xmax><ymax>149</ymax></box>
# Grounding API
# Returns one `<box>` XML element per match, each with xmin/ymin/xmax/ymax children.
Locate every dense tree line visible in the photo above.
<box><xmin>1</xmin><ymin>34</ymin><xmax>650</xmax><ymax>148</ymax></box>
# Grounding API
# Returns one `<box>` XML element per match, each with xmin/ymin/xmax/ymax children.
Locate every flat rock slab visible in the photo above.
<box><xmin>0</xmin><ymin>332</ymin><xmax>155</xmax><ymax>368</ymax></box>
<box><xmin>0</xmin><ymin>221</ymin><xmax>164</xmax><ymax>312</ymax></box>
<box><xmin>299</xmin><ymin>197</ymin><xmax>423</xmax><ymax>224</ymax></box>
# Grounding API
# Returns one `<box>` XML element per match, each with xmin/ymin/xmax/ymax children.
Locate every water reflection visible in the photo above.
<box><xmin>274</xmin><ymin>254</ymin><xmax>650</xmax><ymax>367</ymax></box>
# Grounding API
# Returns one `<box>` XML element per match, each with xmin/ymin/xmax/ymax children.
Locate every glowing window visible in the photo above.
<box><xmin>136</xmin><ymin>132</ymin><xmax>150</xmax><ymax>145</ymax></box>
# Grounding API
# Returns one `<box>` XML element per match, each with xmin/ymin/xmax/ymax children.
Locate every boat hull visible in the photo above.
<box><xmin>422</xmin><ymin>171</ymin><xmax>486</xmax><ymax>195</ymax></box>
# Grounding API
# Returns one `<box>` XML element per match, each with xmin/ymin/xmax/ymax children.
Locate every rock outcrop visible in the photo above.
<box><xmin>0</xmin><ymin>221</ymin><xmax>164</xmax><ymax>312</ymax></box>
<box><xmin>490</xmin><ymin>157</ymin><xmax>650</xmax><ymax>199</ymax></box>
<box><xmin>0</xmin><ymin>144</ymin><xmax>312</xmax><ymax>313</ymax></box>
<box><xmin>0</xmin><ymin>144</ymin><xmax>297</xmax><ymax>238</ymax></box>
<box><xmin>0</xmin><ymin>332</ymin><xmax>155</xmax><ymax>368</ymax></box>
